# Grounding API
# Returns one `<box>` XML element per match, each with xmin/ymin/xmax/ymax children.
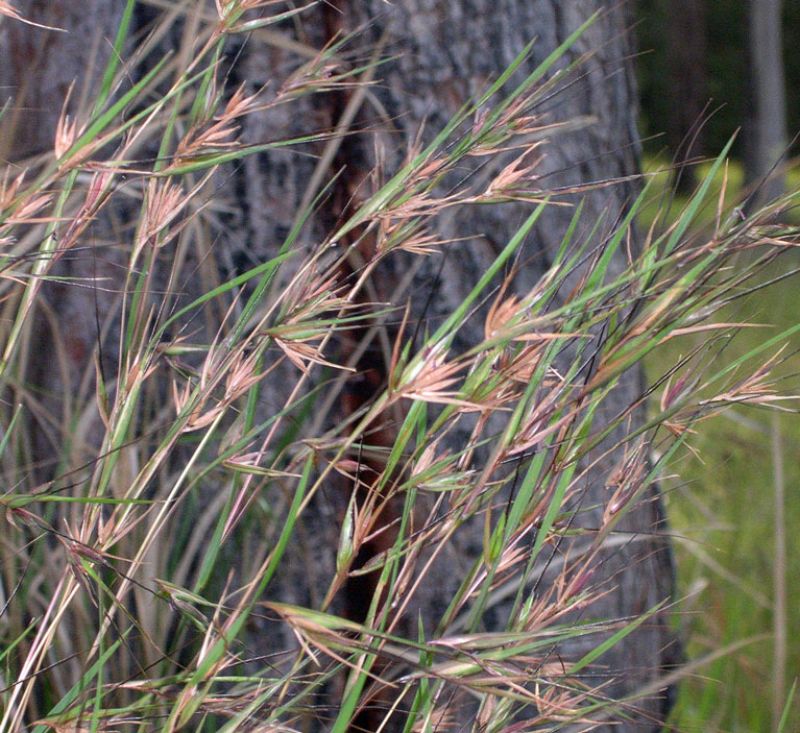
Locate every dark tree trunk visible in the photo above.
<box><xmin>0</xmin><ymin>1</ymin><xmax>126</xmax><ymax>475</ymax></box>
<box><xmin>664</xmin><ymin>0</ymin><xmax>707</xmax><ymax>192</ymax></box>
<box><xmin>1</xmin><ymin>1</ymin><xmax>678</xmax><ymax>730</ymax></box>
<box><xmin>745</xmin><ymin>0</ymin><xmax>787</xmax><ymax>204</ymax></box>
<box><xmin>232</xmin><ymin>3</ymin><xmax>680</xmax><ymax>726</ymax></box>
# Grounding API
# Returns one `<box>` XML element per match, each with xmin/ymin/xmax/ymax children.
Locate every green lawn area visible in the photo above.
<box><xmin>641</xmin><ymin>158</ymin><xmax>800</xmax><ymax>732</ymax></box>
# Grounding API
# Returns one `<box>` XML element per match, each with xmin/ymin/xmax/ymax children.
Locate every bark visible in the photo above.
<box><xmin>0</xmin><ymin>1</ymin><xmax>126</xmax><ymax>475</ymax></box>
<box><xmin>1</xmin><ymin>1</ymin><xmax>679</xmax><ymax>730</ymax></box>
<box><xmin>0</xmin><ymin>2</ymin><xmax>123</xmax><ymax>161</ymax></box>
<box><xmin>745</xmin><ymin>0</ymin><xmax>788</xmax><ymax>204</ymax></box>
<box><xmin>664</xmin><ymin>0</ymin><xmax>707</xmax><ymax>192</ymax></box>
<box><xmin>231</xmin><ymin>3</ymin><xmax>680</xmax><ymax>726</ymax></box>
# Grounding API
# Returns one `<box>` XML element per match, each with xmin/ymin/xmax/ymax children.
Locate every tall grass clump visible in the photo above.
<box><xmin>637</xmin><ymin>153</ymin><xmax>800</xmax><ymax>731</ymax></box>
<box><xmin>0</xmin><ymin>3</ymin><xmax>797</xmax><ymax>731</ymax></box>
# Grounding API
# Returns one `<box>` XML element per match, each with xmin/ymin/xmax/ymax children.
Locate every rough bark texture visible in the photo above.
<box><xmin>0</xmin><ymin>1</ymin><xmax>126</xmax><ymax>476</ymax></box>
<box><xmin>0</xmin><ymin>1</ymin><xmax>123</xmax><ymax>160</ymax></box>
<box><xmin>1</xmin><ymin>1</ymin><xmax>679</xmax><ymax>730</ymax></box>
<box><xmin>229</xmin><ymin>3</ymin><xmax>680</xmax><ymax>726</ymax></box>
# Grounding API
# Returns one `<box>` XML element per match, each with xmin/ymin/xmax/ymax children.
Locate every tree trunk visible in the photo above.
<box><xmin>664</xmin><ymin>0</ymin><xmax>707</xmax><ymax>192</ymax></box>
<box><xmin>233</xmin><ymin>2</ymin><xmax>680</xmax><ymax>726</ymax></box>
<box><xmin>745</xmin><ymin>0</ymin><xmax>787</xmax><ymax>204</ymax></box>
<box><xmin>1</xmin><ymin>1</ymin><xmax>679</xmax><ymax>730</ymax></box>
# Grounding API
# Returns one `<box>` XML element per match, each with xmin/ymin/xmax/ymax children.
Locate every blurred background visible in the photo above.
<box><xmin>636</xmin><ymin>2</ymin><xmax>799</xmax><ymax>731</ymax></box>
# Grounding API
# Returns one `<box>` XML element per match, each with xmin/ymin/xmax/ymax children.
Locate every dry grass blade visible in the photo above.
<box><xmin>0</xmin><ymin>1</ymin><xmax>65</xmax><ymax>30</ymax></box>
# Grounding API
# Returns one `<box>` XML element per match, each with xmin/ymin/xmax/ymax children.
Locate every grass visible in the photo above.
<box><xmin>640</xmin><ymin>155</ymin><xmax>800</xmax><ymax>229</ymax></box>
<box><xmin>656</xmin><ymin>284</ymin><xmax>800</xmax><ymax>731</ymax></box>
<box><xmin>657</xmin><ymin>268</ymin><xmax>800</xmax><ymax>732</ymax></box>
<box><xmin>0</xmin><ymin>4</ymin><xmax>798</xmax><ymax>731</ymax></box>
<box><xmin>640</xmin><ymin>157</ymin><xmax>800</xmax><ymax>731</ymax></box>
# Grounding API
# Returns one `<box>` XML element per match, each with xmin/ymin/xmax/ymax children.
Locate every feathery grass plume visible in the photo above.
<box><xmin>0</xmin><ymin>4</ymin><xmax>797</xmax><ymax>732</ymax></box>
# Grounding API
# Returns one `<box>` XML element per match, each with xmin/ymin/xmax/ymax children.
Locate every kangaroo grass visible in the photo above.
<box><xmin>0</xmin><ymin>4</ymin><xmax>798</xmax><ymax>732</ymax></box>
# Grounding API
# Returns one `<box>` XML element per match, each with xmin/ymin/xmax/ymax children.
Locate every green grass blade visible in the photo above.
<box><xmin>92</xmin><ymin>0</ymin><xmax>137</xmax><ymax>116</ymax></box>
<box><xmin>778</xmin><ymin>679</ymin><xmax>798</xmax><ymax>733</ymax></box>
<box><xmin>567</xmin><ymin>601</ymin><xmax>666</xmax><ymax>675</ymax></box>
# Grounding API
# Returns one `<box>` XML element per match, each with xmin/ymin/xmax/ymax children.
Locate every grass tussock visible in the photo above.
<box><xmin>0</xmin><ymin>3</ymin><xmax>798</xmax><ymax>731</ymax></box>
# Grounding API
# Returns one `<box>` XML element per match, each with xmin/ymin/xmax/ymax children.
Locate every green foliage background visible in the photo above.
<box><xmin>637</xmin><ymin>2</ymin><xmax>800</xmax><ymax>728</ymax></box>
<box><xmin>641</xmin><ymin>162</ymin><xmax>800</xmax><ymax>731</ymax></box>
